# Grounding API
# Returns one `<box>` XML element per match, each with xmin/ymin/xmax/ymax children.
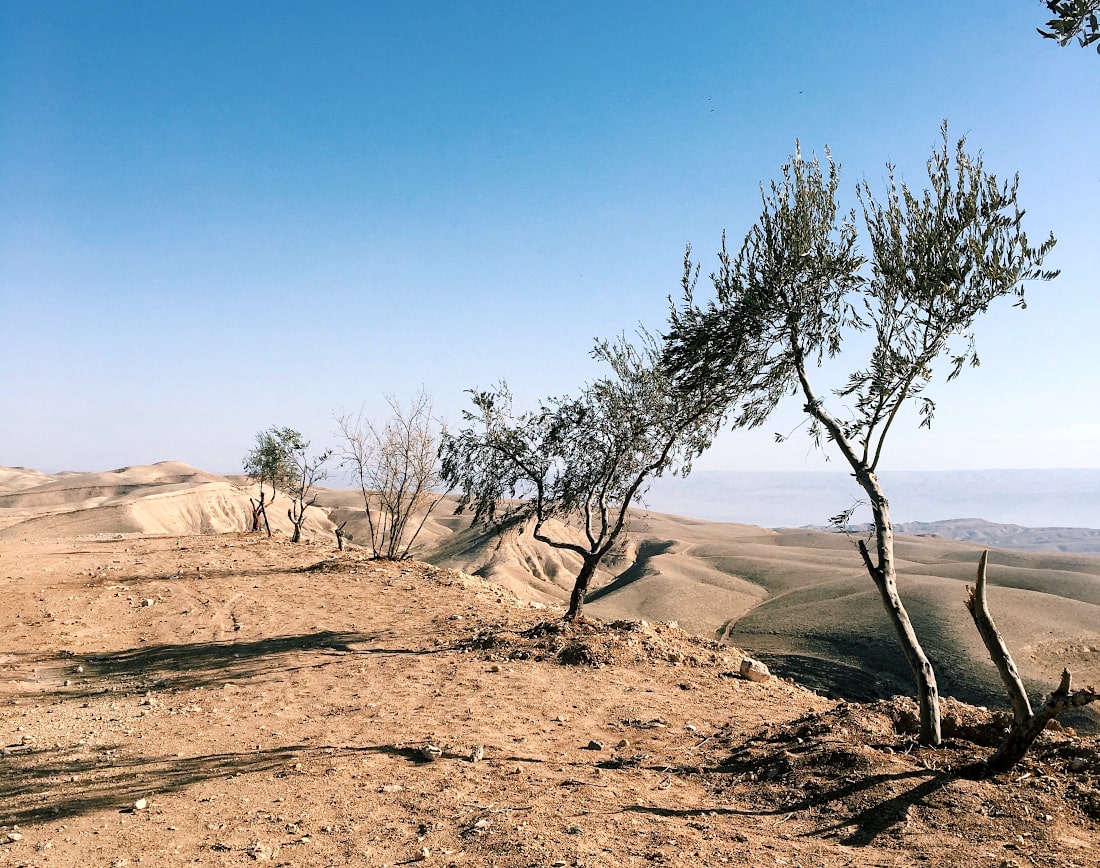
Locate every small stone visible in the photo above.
<box><xmin>469</xmin><ymin>744</ymin><xmax>484</xmax><ymax>762</ymax></box>
<box><xmin>417</xmin><ymin>846</ymin><xmax>430</xmax><ymax>860</ymax></box>
<box><xmin>616</xmin><ymin>738</ymin><xmax>630</xmax><ymax>749</ymax></box>
<box><xmin>381</xmin><ymin>784</ymin><xmax>404</xmax><ymax>793</ymax></box>
<box><xmin>5</xmin><ymin>832</ymin><xmax>22</xmax><ymax>843</ymax></box>
<box><xmin>420</xmin><ymin>744</ymin><xmax>443</xmax><ymax>762</ymax></box>
<box><xmin>739</xmin><ymin>657</ymin><xmax>771</xmax><ymax>683</ymax></box>
<box><xmin>141</xmin><ymin>598</ymin><xmax>155</xmax><ymax>608</ymax></box>
<box><xmin>488</xmin><ymin>664</ymin><xmax>502</xmax><ymax>673</ymax></box>
<box><xmin>585</xmin><ymin>740</ymin><xmax>604</xmax><ymax>751</ymax></box>
<box><xmin>1069</xmin><ymin>757</ymin><xmax>1088</xmax><ymax>772</ymax></box>
<box><xmin>133</xmin><ymin>798</ymin><xmax>148</xmax><ymax>810</ymax></box>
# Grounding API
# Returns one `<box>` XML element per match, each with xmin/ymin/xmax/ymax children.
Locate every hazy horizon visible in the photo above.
<box><xmin>645</xmin><ymin>468</ymin><xmax>1100</xmax><ymax>531</ymax></box>
<box><xmin>7</xmin><ymin>459</ymin><xmax>1099</xmax><ymax>534</ymax></box>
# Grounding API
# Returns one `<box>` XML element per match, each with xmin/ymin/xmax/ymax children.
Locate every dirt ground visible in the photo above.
<box><xmin>2</xmin><ymin>533</ymin><xmax>1099</xmax><ymax>867</ymax></box>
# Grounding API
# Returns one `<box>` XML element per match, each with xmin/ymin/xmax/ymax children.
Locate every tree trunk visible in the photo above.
<box><xmin>966</xmin><ymin>552</ymin><xmax>1098</xmax><ymax>773</ymax></box>
<box><xmin>984</xmin><ymin>668</ymin><xmax>1098</xmax><ymax>773</ymax></box>
<box><xmin>565</xmin><ymin>556</ymin><xmax>600</xmax><ymax>621</ymax></box>
<box><xmin>857</xmin><ymin>477</ymin><xmax>942</xmax><ymax>747</ymax></box>
<box><xmin>251</xmin><ymin>492</ymin><xmax>272</xmax><ymax>537</ymax></box>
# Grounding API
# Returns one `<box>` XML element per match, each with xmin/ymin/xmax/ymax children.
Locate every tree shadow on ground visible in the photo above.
<box><xmin>624</xmin><ymin>763</ymin><xmax>957</xmax><ymax>847</ymax></box>
<box><xmin>4</xmin><ymin>630</ymin><xmax>452</xmax><ymax>699</ymax></box>
<box><xmin>0</xmin><ymin>742</ymin><xmax>444</xmax><ymax>827</ymax></box>
<box><xmin>622</xmin><ymin>727</ymin><xmax>972</xmax><ymax>848</ymax></box>
<box><xmin>0</xmin><ymin>740</ymin><xmax>584</xmax><ymax>828</ymax></box>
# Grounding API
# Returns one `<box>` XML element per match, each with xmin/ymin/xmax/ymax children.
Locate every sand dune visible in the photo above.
<box><xmin>0</xmin><ymin>462</ymin><xmax>333</xmax><ymax>540</ymax></box>
<box><xmin>4</xmin><ymin>463</ymin><xmax>1098</xmax><ymax>732</ymax></box>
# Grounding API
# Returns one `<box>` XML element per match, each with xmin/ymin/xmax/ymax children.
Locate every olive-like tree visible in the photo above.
<box><xmin>243</xmin><ymin>427</ymin><xmax>298</xmax><ymax>536</ymax></box>
<box><xmin>281</xmin><ymin>432</ymin><xmax>332</xmax><ymax>544</ymax></box>
<box><xmin>244</xmin><ymin>427</ymin><xmax>332</xmax><ymax>542</ymax></box>
<box><xmin>666</xmin><ymin>127</ymin><xmax>1057</xmax><ymax>745</ymax></box>
<box><xmin>440</xmin><ymin>331</ymin><xmax>745</xmax><ymax>621</ymax></box>
<box><xmin>1038</xmin><ymin>0</ymin><xmax>1100</xmax><ymax>51</ymax></box>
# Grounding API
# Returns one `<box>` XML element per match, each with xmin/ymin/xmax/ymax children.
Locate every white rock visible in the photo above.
<box><xmin>739</xmin><ymin>657</ymin><xmax>771</xmax><ymax>683</ymax></box>
<box><xmin>133</xmin><ymin>798</ymin><xmax>147</xmax><ymax>810</ymax></box>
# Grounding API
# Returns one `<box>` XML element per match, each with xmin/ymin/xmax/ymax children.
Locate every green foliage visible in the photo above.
<box><xmin>243</xmin><ymin>427</ymin><xmax>301</xmax><ymax>497</ymax></box>
<box><xmin>244</xmin><ymin>426</ymin><xmax>331</xmax><ymax>542</ymax></box>
<box><xmin>440</xmin><ymin>330</ymin><xmax>733</xmax><ymax>616</ymax></box>
<box><xmin>443</xmin><ymin>330</ymin><xmax>724</xmax><ymax>537</ymax></box>
<box><xmin>1038</xmin><ymin>0</ymin><xmax>1100</xmax><ymax>51</ymax></box>
<box><xmin>667</xmin><ymin>125</ymin><xmax>1057</xmax><ymax>474</ymax></box>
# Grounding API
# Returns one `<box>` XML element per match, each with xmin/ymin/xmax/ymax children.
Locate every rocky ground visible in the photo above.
<box><xmin>1</xmin><ymin>533</ymin><xmax>1098</xmax><ymax>866</ymax></box>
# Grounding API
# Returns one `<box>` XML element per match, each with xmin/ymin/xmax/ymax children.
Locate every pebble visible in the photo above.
<box><xmin>488</xmin><ymin>664</ymin><xmax>502</xmax><ymax>673</ymax></box>
<box><xmin>5</xmin><ymin>833</ymin><xmax>22</xmax><ymax>843</ymax></box>
<box><xmin>616</xmin><ymin>738</ymin><xmax>630</xmax><ymax>749</ymax></box>
<box><xmin>133</xmin><ymin>798</ymin><xmax>148</xmax><ymax>811</ymax></box>
<box><xmin>469</xmin><ymin>744</ymin><xmax>484</xmax><ymax>762</ymax></box>
<box><xmin>586</xmin><ymin>740</ymin><xmax>604</xmax><ymax>751</ymax></box>
<box><xmin>1069</xmin><ymin>757</ymin><xmax>1088</xmax><ymax>772</ymax></box>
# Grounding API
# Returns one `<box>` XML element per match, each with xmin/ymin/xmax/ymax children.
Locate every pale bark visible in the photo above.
<box><xmin>798</xmin><ymin>357</ymin><xmax>941</xmax><ymax>746</ymax></box>
<box><xmin>966</xmin><ymin>551</ymin><xmax>1098</xmax><ymax>774</ymax></box>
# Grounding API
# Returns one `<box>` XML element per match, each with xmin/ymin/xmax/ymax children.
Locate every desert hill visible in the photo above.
<box><xmin>4</xmin><ymin>463</ymin><xmax>1099</xmax><ymax>734</ymax></box>
<box><xmin>887</xmin><ymin>518</ymin><xmax>1100</xmax><ymax>554</ymax></box>
<box><xmin>416</xmin><ymin>507</ymin><xmax>1100</xmax><ymax>734</ymax></box>
<box><xmin>0</xmin><ymin>462</ymin><xmax>330</xmax><ymax>540</ymax></box>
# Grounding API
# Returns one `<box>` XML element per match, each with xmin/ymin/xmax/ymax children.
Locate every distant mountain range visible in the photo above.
<box><xmin>644</xmin><ymin>469</ymin><xmax>1100</xmax><ymax>552</ymax></box>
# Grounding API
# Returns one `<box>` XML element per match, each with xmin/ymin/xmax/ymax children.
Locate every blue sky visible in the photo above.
<box><xmin>1</xmin><ymin>1</ymin><xmax>1097</xmax><ymax>475</ymax></box>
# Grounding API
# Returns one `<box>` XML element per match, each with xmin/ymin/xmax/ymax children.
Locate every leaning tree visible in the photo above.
<box><xmin>440</xmin><ymin>330</ymin><xmax>749</xmax><ymax>621</ymax></box>
<box><xmin>666</xmin><ymin>126</ymin><xmax>1057</xmax><ymax>745</ymax></box>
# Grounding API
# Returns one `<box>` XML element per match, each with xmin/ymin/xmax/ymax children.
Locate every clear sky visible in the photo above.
<box><xmin>2</xmin><ymin>1</ymin><xmax>1097</xmax><ymax>475</ymax></box>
